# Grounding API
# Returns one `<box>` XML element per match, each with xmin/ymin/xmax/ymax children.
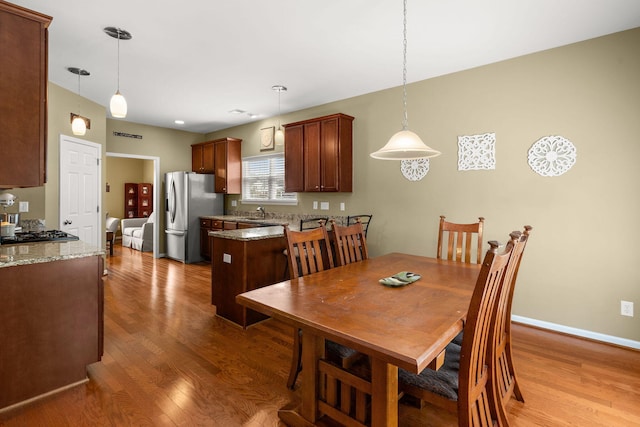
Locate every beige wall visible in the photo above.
<box><xmin>105</xmin><ymin>119</ymin><xmax>205</xmax><ymax>250</ymax></box>
<box><xmin>104</xmin><ymin>157</ymin><xmax>151</xmax><ymax>221</ymax></box>
<box><xmin>205</xmin><ymin>28</ymin><xmax>640</xmax><ymax>342</ymax></box>
<box><xmin>11</xmin><ymin>28</ymin><xmax>639</xmax><ymax>343</ymax></box>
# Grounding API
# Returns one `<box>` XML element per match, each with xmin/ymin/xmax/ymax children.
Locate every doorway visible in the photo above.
<box><xmin>106</xmin><ymin>152</ymin><xmax>161</xmax><ymax>258</ymax></box>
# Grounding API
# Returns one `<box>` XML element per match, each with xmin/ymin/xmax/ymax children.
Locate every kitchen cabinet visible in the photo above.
<box><xmin>0</xmin><ymin>2</ymin><xmax>51</xmax><ymax>188</ymax></box>
<box><xmin>191</xmin><ymin>141</ymin><xmax>215</xmax><ymax>173</ymax></box>
<box><xmin>191</xmin><ymin>138</ymin><xmax>242</xmax><ymax>194</ymax></box>
<box><xmin>0</xmin><ymin>255</ymin><xmax>103</xmax><ymax>409</ymax></box>
<box><xmin>284</xmin><ymin>113</ymin><xmax>354</xmax><ymax>193</ymax></box>
<box><xmin>199</xmin><ymin>218</ymin><xmax>223</xmax><ymax>260</ymax></box>
<box><xmin>211</xmin><ymin>230</ymin><xmax>287</xmax><ymax>328</ymax></box>
<box><xmin>214</xmin><ymin>137</ymin><xmax>242</xmax><ymax>194</ymax></box>
<box><xmin>124</xmin><ymin>183</ymin><xmax>152</xmax><ymax>218</ymax></box>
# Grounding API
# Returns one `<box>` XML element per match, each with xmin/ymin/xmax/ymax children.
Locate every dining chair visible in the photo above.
<box><xmin>330</xmin><ymin>218</ymin><xmax>369</xmax><ymax>267</ymax></box>
<box><xmin>398</xmin><ymin>238</ymin><xmax>514</xmax><ymax>426</ymax></box>
<box><xmin>282</xmin><ymin>216</ymin><xmax>330</xmax><ymax>279</ymax></box>
<box><xmin>300</xmin><ymin>216</ymin><xmax>330</xmax><ymax>231</ymax></box>
<box><xmin>283</xmin><ymin>222</ymin><xmax>335</xmax><ymax>389</ymax></box>
<box><xmin>437</xmin><ymin>215</ymin><xmax>485</xmax><ymax>264</ymax></box>
<box><xmin>347</xmin><ymin>214</ymin><xmax>373</xmax><ymax>237</ymax></box>
<box><xmin>491</xmin><ymin>226</ymin><xmax>532</xmax><ymax>425</ymax></box>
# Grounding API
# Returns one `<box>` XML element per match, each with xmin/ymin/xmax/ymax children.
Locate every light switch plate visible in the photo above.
<box><xmin>231</xmin><ymin>200</ymin><xmax>237</xmax><ymax>207</ymax></box>
<box><xmin>340</xmin><ymin>202</ymin><xmax>345</xmax><ymax>211</ymax></box>
<box><xmin>19</xmin><ymin>201</ymin><xmax>29</xmax><ymax>212</ymax></box>
<box><xmin>320</xmin><ymin>202</ymin><xmax>329</xmax><ymax>210</ymax></box>
<box><xmin>223</xmin><ymin>253</ymin><xmax>232</xmax><ymax>263</ymax></box>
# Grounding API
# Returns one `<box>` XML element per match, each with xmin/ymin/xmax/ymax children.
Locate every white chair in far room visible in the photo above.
<box><xmin>121</xmin><ymin>212</ymin><xmax>154</xmax><ymax>252</ymax></box>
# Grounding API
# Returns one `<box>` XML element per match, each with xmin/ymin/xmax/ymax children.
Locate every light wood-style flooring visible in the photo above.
<box><xmin>1</xmin><ymin>244</ymin><xmax>639</xmax><ymax>426</ymax></box>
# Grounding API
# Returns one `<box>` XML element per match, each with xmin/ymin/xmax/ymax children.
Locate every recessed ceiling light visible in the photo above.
<box><xmin>229</xmin><ymin>109</ymin><xmax>246</xmax><ymax>114</ymax></box>
<box><xmin>174</xmin><ymin>120</ymin><xmax>185</xmax><ymax>125</ymax></box>
<box><xmin>247</xmin><ymin>113</ymin><xmax>258</xmax><ymax>119</ymax></box>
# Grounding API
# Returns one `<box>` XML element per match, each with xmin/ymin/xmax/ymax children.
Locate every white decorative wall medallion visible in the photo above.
<box><xmin>457</xmin><ymin>132</ymin><xmax>496</xmax><ymax>171</ymax></box>
<box><xmin>401</xmin><ymin>158</ymin><xmax>430</xmax><ymax>181</ymax></box>
<box><xmin>528</xmin><ymin>135</ymin><xmax>577</xmax><ymax>177</ymax></box>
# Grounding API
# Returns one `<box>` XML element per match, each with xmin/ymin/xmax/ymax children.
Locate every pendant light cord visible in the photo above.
<box><xmin>402</xmin><ymin>0</ymin><xmax>409</xmax><ymax>131</ymax></box>
<box><xmin>116</xmin><ymin>30</ymin><xmax>121</xmax><ymax>91</ymax></box>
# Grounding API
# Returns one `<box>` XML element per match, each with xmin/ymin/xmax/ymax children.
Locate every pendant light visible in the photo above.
<box><xmin>272</xmin><ymin>85</ymin><xmax>287</xmax><ymax>146</ymax></box>
<box><xmin>68</xmin><ymin>67</ymin><xmax>89</xmax><ymax>136</ymax></box>
<box><xmin>370</xmin><ymin>0</ymin><xmax>441</xmax><ymax>160</ymax></box>
<box><xmin>104</xmin><ymin>27</ymin><xmax>132</xmax><ymax>118</ymax></box>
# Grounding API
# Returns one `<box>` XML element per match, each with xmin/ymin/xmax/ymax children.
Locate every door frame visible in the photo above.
<box><xmin>106</xmin><ymin>152</ymin><xmax>161</xmax><ymax>258</ymax></box>
<box><xmin>59</xmin><ymin>134</ymin><xmax>101</xmax><ymax>247</ymax></box>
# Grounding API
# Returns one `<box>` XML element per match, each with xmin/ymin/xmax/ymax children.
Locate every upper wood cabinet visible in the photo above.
<box><xmin>0</xmin><ymin>2</ymin><xmax>51</xmax><ymax>188</ymax></box>
<box><xmin>284</xmin><ymin>113</ymin><xmax>354</xmax><ymax>193</ymax></box>
<box><xmin>191</xmin><ymin>137</ymin><xmax>242</xmax><ymax>194</ymax></box>
<box><xmin>191</xmin><ymin>141</ymin><xmax>215</xmax><ymax>173</ymax></box>
<box><xmin>214</xmin><ymin>138</ymin><xmax>242</xmax><ymax>194</ymax></box>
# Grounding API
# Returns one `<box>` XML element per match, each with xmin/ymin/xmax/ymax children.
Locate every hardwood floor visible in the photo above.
<box><xmin>1</xmin><ymin>244</ymin><xmax>639</xmax><ymax>426</ymax></box>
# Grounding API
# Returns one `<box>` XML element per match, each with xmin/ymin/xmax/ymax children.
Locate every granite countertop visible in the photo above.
<box><xmin>0</xmin><ymin>240</ymin><xmax>104</xmax><ymax>268</ymax></box>
<box><xmin>209</xmin><ymin>225</ymin><xmax>286</xmax><ymax>241</ymax></box>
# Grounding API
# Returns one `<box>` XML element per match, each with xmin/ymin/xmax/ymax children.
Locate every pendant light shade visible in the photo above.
<box><xmin>71</xmin><ymin>115</ymin><xmax>87</xmax><ymax>135</ymax></box>
<box><xmin>370</xmin><ymin>130</ymin><xmax>440</xmax><ymax>160</ymax></box>
<box><xmin>67</xmin><ymin>67</ymin><xmax>90</xmax><ymax>136</ymax></box>
<box><xmin>104</xmin><ymin>27</ymin><xmax>132</xmax><ymax>119</ymax></box>
<box><xmin>370</xmin><ymin>0</ymin><xmax>441</xmax><ymax>160</ymax></box>
<box><xmin>272</xmin><ymin>85</ymin><xmax>287</xmax><ymax>146</ymax></box>
<box><xmin>110</xmin><ymin>90</ymin><xmax>127</xmax><ymax>118</ymax></box>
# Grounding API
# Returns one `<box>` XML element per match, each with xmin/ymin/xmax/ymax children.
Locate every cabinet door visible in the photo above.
<box><xmin>303</xmin><ymin>121</ymin><xmax>322</xmax><ymax>192</ymax></box>
<box><xmin>0</xmin><ymin>4</ymin><xmax>51</xmax><ymax>188</ymax></box>
<box><xmin>214</xmin><ymin>139</ymin><xmax>242</xmax><ymax>194</ymax></box>
<box><xmin>214</xmin><ymin>141</ymin><xmax>228</xmax><ymax>193</ymax></box>
<box><xmin>192</xmin><ymin>145</ymin><xmax>204</xmax><ymax>172</ymax></box>
<box><xmin>320</xmin><ymin>117</ymin><xmax>340</xmax><ymax>192</ymax></box>
<box><xmin>284</xmin><ymin>125</ymin><xmax>304</xmax><ymax>192</ymax></box>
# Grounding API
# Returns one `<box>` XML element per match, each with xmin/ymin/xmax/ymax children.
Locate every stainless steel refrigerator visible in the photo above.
<box><xmin>165</xmin><ymin>171</ymin><xmax>223</xmax><ymax>263</ymax></box>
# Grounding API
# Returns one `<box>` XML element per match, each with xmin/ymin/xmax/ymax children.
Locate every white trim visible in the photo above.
<box><xmin>240</xmin><ymin>199</ymin><xmax>298</xmax><ymax>206</ymax></box>
<box><xmin>106</xmin><ymin>152</ymin><xmax>161</xmax><ymax>259</ymax></box>
<box><xmin>512</xmin><ymin>315</ymin><xmax>640</xmax><ymax>350</ymax></box>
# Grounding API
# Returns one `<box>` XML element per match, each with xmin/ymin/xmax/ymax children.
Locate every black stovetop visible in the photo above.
<box><xmin>0</xmin><ymin>230</ymin><xmax>80</xmax><ymax>245</ymax></box>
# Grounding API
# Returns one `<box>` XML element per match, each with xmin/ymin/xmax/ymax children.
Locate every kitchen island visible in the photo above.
<box><xmin>209</xmin><ymin>225</ymin><xmax>287</xmax><ymax>328</ymax></box>
<box><xmin>0</xmin><ymin>241</ymin><xmax>104</xmax><ymax>411</ymax></box>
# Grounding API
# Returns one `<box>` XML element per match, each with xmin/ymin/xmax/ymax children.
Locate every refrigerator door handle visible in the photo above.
<box><xmin>169</xmin><ymin>179</ymin><xmax>177</xmax><ymax>223</ymax></box>
<box><xmin>165</xmin><ymin>229</ymin><xmax>185</xmax><ymax>236</ymax></box>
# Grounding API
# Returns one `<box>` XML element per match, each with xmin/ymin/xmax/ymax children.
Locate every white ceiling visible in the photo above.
<box><xmin>11</xmin><ymin>0</ymin><xmax>640</xmax><ymax>134</ymax></box>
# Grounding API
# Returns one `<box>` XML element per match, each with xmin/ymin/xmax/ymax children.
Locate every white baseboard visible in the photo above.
<box><xmin>512</xmin><ymin>315</ymin><xmax>640</xmax><ymax>350</ymax></box>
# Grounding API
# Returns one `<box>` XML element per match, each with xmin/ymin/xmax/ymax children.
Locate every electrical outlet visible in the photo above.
<box><xmin>340</xmin><ymin>202</ymin><xmax>345</xmax><ymax>211</ymax></box>
<box><xmin>320</xmin><ymin>202</ymin><xmax>329</xmax><ymax>210</ymax></box>
<box><xmin>313</xmin><ymin>201</ymin><xmax>318</xmax><ymax>210</ymax></box>
<box><xmin>231</xmin><ymin>200</ymin><xmax>237</xmax><ymax>207</ymax></box>
<box><xmin>621</xmin><ymin>301</ymin><xmax>634</xmax><ymax>317</ymax></box>
<box><xmin>19</xmin><ymin>201</ymin><xmax>29</xmax><ymax>212</ymax></box>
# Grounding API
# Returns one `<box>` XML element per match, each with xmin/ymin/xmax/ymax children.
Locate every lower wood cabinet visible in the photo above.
<box><xmin>211</xmin><ymin>234</ymin><xmax>287</xmax><ymax>328</ymax></box>
<box><xmin>0</xmin><ymin>256</ymin><xmax>103</xmax><ymax>409</ymax></box>
<box><xmin>200</xmin><ymin>218</ymin><xmax>223</xmax><ymax>260</ymax></box>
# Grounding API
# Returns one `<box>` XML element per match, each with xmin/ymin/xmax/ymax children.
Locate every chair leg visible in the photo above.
<box><xmin>287</xmin><ymin>328</ymin><xmax>302</xmax><ymax>389</ymax></box>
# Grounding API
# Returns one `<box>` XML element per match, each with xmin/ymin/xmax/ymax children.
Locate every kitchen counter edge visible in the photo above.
<box><xmin>0</xmin><ymin>240</ymin><xmax>104</xmax><ymax>268</ymax></box>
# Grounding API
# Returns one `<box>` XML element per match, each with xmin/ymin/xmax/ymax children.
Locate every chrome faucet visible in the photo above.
<box><xmin>256</xmin><ymin>206</ymin><xmax>265</xmax><ymax>219</ymax></box>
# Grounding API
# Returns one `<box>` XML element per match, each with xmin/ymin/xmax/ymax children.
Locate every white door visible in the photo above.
<box><xmin>59</xmin><ymin>135</ymin><xmax>101</xmax><ymax>246</ymax></box>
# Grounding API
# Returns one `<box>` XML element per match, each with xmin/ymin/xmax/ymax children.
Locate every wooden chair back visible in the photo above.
<box><xmin>491</xmin><ymin>226</ymin><xmax>532</xmax><ymax>425</ymax></box>
<box><xmin>284</xmin><ymin>222</ymin><xmax>334</xmax><ymax>279</ymax></box>
<box><xmin>347</xmin><ymin>214</ymin><xmax>372</xmax><ymax>237</ymax></box>
<box><xmin>457</xmin><ymin>239</ymin><xmax>513</xmax><ymax>426</ymax></box>
<box><xmin>330</xmin><ymin>219</ymin><xmax>369</xmax><ymax>267</ymax></box>
<box><xmin>437</xmin><ymin>215</ymin><xmax>485</xmax><ymax>264</ymax></box>
<box><xmin>299</xmin><ymin>216</ymin><xmax>329</xmax><ymax>231</ymax></box>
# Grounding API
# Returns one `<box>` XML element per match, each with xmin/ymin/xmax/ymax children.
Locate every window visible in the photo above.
<box><xmin>242</xmin><ymin>153</ymin><xmax>297</xmax><ymax>204</ymax></box>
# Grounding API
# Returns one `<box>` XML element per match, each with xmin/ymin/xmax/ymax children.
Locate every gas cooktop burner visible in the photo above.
<box><xmin>0</xmin><ymin>230</ymin><xmax>80</xmax><ymax>245</ymax></box>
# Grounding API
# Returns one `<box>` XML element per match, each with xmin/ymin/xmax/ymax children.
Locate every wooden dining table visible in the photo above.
<box><xmin>236</xmin><ymin>252</ymin><xmax>481</xmax><ymax>427</ymax></box>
